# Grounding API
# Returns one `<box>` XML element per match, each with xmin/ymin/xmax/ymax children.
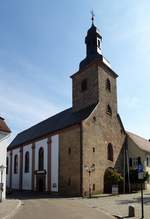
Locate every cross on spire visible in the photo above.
<box><xmin>91</xmin><ymin>10</ymin><xmax>95</xmax><ymax>25</ymax></box>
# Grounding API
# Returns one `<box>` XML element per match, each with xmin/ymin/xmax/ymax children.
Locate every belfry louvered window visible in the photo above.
<box><xmin>106</xmin><ymin>104</ymin><xmax>112</xmax><ymax>116</ymax></box>
<box><xmin>106</xmin><ymin>78</ymin><xmax>111</xmax><ymax>92</ymax></box>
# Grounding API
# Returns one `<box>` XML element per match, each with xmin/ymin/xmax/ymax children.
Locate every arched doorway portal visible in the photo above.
<box><xmin>104</xmin><ymin>167</ymin><xmax>113</xmax><ymax>193</ymax></box>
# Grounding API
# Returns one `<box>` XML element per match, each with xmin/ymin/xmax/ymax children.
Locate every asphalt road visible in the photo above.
<box><xmin>12</xmin><ymin>195</ymin><xmax>113</xmax><ymax>219</ymax></box>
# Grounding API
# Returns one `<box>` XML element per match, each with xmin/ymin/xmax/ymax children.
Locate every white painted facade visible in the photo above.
<box><xmin>22</xmin><ymin>144</ymin><xmax>32</xmax><ymax>190</ymax></box>
<box><xmin>11</xmin><ymin>148</ymin><xmax>20</xmax><ymax>189</ymax></box>
<box><xmin>6</xmin><ymin>150</ymin><xmax>11</xmax><ymax>188</ymax></box>
<box><xmin>35</xmin><ymin>138</ymin><xmax>48</xmax><ymax>191</ymax></box>
<box><xmin>51</xmin><ymin>135</ymin><xmax>59</xmax><ymax>192</ymax></box>
<box><xmin>7</xmin><ymin>134</ymin><xmax>59</xmax><ymax>193</ymax></box>
<box><xmin>0</xmin><ymin>132</ymin><xmax>10</xmax><ymax>200</ymax></box>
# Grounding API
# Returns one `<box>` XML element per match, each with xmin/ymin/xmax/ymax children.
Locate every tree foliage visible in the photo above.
<box><xmin>105</xmin><ymin>168</ymin><xmax>123</xmax><ymax>185</ymax></box>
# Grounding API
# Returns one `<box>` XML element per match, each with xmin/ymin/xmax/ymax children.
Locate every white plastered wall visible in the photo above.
<box><xmin>6</xmin><ymin>150</ymin><xmax>10</xmax><ymax>188</ymax></box>
<box><xmin>22</xmin><ymin>144</ymin><xmax>32</xmax><ymax>190</ymax></box>
<box><xmin>11</xmin><ymin>148</ymin><xmax>20</xmax><ymax>189</ymax></box>
<box><xmin>35</xmin><ymin>138</ymin><xmax>48</xmax><ymax>191</ymax></box>
<box><xmin>0</xmin><ymin>133</ymin><xmax>10</xmax><ymax>200</ymax></box>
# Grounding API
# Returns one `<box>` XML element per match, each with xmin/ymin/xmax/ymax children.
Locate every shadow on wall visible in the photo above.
<box><xmin>103</xmin><ymin>143</ymin><xmax>125</xmax><ymax>194</ymax></box>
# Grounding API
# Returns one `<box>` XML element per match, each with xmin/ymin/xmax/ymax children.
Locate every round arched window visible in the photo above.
<box><xmin>14</xmin><ymin>154</ymin><xmax>18</xmax><ymax>174</ymax></box>
<box><xmin>25</xmin><ymin>151</ymin><xmax>30</xmax><ymax>173</ymax></box>
<box><xmin>38</xmin><ymin>147</ymin><xmax>44</xmax><ymax>171</ymax></box>
<box><xmin>107</xmin><ymin>143</ymin><xmax>113</xmax><ymax>161</ymax></box>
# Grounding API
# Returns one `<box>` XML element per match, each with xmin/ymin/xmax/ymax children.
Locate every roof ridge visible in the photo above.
<box><xmin>18</xmin><ymin>107</ymin><xmax>72</xmax><ymax>136</ymax></box>
<box><xmin>127</xmin><ymin>131</ymin><xmax>149</xmax><ymax>142</ymax></box>
<box><xmin>8</xmin><ymin>104</ymin><xmax>97</xmax><ymax>149</ymax></box>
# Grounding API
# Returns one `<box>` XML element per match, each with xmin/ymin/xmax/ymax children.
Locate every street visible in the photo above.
<box><xmin>11</xmin><ymin>194</ymin><xmax>113</xmax><ymax>219</ymax></box>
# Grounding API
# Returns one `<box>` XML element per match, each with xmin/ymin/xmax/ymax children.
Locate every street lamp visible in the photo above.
<box><xmin>84</xmin><ymin>164</ymin><xmax>95</xmax><ymax>198</ymax></box>
<box><xmin>0</xmin><ymin>164</ymin><xmax>6</xmax><ymax>202</ymax></box>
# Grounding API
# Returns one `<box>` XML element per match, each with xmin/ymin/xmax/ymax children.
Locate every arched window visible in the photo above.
<box><xmin>107</xmin><ymin>143</ymin><xmax>113</xmax><ymax>161</ymax></box>
<box><xmin>106</xmin><ymin>78</ymin><xmax>111</xmax><ymax>92</ymax></box>
<box><xmin>25</xmin><ymin>151</ymin><xmax>30</xmax><ymax>173</ymax></box>
<box><xmin>106</xmin><ymin>104</ymin><xmax>112</xmax><ymax>116</ymax></box>
<box><xmin>14</xmin><ymin>154</ymin><xmax>18</xmax><ymax>174</ymax></box>
<box><xmin>6</xmin><ymin>157</ymin><xmax>9</xmax><ymax>174</ymax></box>
<box><xmin>38</xmin><ymin>147</ymin><xmax>44</xmax><ymax>171</ymax></box>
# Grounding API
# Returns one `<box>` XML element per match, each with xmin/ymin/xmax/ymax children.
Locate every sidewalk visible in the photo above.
<box><xmin>0</xmin><ymin>199</ymin><xmax>21</xmax><ymax>219</ymax></box>
<box><xmin>80</xmin><ymin>191</ymin><xmax>150</xmax><ymax>219</ymax></box>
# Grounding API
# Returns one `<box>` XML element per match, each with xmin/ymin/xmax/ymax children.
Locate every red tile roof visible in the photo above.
<box><xmin>0</xmin><ymin>117</ymin><xmax>11</xmax><ymax>133</ymax></box>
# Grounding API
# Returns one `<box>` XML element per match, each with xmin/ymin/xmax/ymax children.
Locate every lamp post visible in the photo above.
<box><xmin>0</xmin><ymin>165</ymin><xmax>5</xmax><ymax>203</ymax></box>
<box><xmin>85</xmin><ymin>164</ymin><xmax>95</xmax><ymax>198</ymax></box>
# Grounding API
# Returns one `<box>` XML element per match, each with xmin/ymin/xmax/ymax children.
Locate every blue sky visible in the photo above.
<box><xmin>0</xmin><ymin>0</ymin><xmax>150</xmax><ymax>141</ymax></box>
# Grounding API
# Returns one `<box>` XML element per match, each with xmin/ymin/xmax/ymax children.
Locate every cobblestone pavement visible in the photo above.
<box><xmin>0</xmin><ymin>199</ymin><xmax>21</xmax><ymax>219</ymax></box>
<box><xmin>80</xmin><ymin>191</ymin><xmax>150</xmax><ymax>219</ymax></box>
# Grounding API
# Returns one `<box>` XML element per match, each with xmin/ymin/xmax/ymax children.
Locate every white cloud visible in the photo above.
<box><xmin>0</xmin><ymin>74</ymin><xmax>63</xmax><ymax>139</ymax></box>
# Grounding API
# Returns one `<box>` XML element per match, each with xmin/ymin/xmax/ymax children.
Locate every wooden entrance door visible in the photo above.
<box><xmin>36</xmin><ymin>174</ymin><xmax>45</xmax><ymax>192</ymax></box>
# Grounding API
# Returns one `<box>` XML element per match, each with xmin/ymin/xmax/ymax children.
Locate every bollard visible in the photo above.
<box><xmin>128</xmin><ymin>205</ymin><xmax>135</xmax><ymax>217</ymax></box>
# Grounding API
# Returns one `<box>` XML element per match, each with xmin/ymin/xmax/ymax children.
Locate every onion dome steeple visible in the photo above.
<box><xmin>79</xmin><ymin>12</ymin><xmax>103</xmax><ymax>69</ymax></box>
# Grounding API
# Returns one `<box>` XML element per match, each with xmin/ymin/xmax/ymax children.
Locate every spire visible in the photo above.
<box><xmin>91</xmin><ymin>10</ymin><xmax>95</xmax><ymax>26</ymax></box>
<box><xmin>79</xmin><ymin>13</ymin><xmax>103</xmax><ymax>69</ymax></box>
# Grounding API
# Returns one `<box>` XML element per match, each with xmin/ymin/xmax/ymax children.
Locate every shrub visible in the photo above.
<box><xmin>105</xmin><ymin>168</ymin><xmax>123</xmax><ymax>185</ymax></box>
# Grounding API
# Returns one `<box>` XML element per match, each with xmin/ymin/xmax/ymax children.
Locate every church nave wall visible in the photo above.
<box><xmin>11</xmin><ymin>148</ymin><xmax>20</xmax><ymax>189</ymax></box>
<box><xmin>22</xmin><ymin>144</ymin><xmax>32</xmax><ymax>190</ymax></box>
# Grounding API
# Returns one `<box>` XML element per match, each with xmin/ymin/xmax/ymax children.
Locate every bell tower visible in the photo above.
<box><xmin>85</xmin><ymin>15</ymin><xmax>102</xmax><ymax>59</ymax></box>
<box><xmin>79</xmin><ymin>12</ymin><xmax>103</xmax><ymax>70</ymax></box>
<box><xmin>71</xmin><ymin>15</ymin><xmax>118</xmax><ymax>113</ymax></box>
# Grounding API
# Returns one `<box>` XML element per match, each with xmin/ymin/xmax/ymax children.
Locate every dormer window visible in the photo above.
<box><xmin>81</xmin><ymin>79</ymin><xmax>87</xmax><ymax>92</ymax></box>
<box><xmin>106</xmin><ymin>78</ymin><xmax>111</xmax><ymax>92</ymax></box>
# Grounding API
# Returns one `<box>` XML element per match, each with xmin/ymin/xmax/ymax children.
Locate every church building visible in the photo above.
<box><xmin>7</xmin><ymin>18</ymin><xmax>126</xmax><ymax>196</ymax></box>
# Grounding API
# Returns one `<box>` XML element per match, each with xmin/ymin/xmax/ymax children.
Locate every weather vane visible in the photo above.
<box><xmin>91</xmin><ymin>10</ymin><xmax>95</xmax><ymax>25</ymax></box>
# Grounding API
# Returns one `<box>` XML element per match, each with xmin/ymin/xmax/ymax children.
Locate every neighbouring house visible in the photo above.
<box><xmin>0</xmin><ymin>117</ymin><xmax>11</xmax><ymax>200</ymax></box>
<box><xmin>7</xmin><ymin>19</ymin><xmax>126</xmax><ymax>196</ymax></box>
<box><xmin>127</xmin><ymin>132</ymin><xmax>150</xmax><ymax>190</ymax></box>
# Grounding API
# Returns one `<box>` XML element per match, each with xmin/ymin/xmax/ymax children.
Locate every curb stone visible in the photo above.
<box><xmin>88</xmin><ymin>204</ymin><xmax>116</xmax><ymax>219</ymax></box>
<box><xmin>2</xmin><ymin>200</ymin><xmax>22</xmax><ymax>219</ymax></box>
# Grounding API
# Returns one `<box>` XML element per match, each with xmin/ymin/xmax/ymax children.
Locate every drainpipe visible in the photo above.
<box><xmin>123</xmin><ymin>143</ymin><xmax>126</xmax><ymax>194</ymax></box>
<box><xmin>125</xmin><ymin>137</ymin><xmax>131</xmax><ymax>193</ymax></box>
